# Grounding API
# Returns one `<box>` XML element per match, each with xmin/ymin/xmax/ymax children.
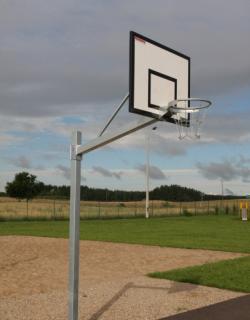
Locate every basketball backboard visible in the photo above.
<box><xmin>129</xmin><ymin>31</ymin><xmax>190</xmax><ymax>124</ymax></box>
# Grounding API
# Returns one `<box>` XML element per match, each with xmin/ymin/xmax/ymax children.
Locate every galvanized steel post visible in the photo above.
<box><xmin>69</xmin><ymin>131</ymin><xmax>82</xmax><ymax>320</ymax></box>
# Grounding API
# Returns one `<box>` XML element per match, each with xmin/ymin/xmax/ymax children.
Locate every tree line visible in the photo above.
<box><xmin>3</xmin><ymin>171</ymin><xmax>243</xmax><ymax>202</ymax></box>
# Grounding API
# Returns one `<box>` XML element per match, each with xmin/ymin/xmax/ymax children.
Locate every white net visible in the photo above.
<box><xmin>168</xmin><ymin>99</ymin><xmax>211</xmax><ymax>140</ymax></box>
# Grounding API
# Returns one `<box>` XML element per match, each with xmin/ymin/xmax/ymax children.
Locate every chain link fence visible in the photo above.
<box><xmin>0</xmin><ymin>197</ymin><xmax>248</xmax><ymax>221</ymax></box>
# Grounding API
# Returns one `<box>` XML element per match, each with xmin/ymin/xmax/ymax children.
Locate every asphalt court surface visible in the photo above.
<box><xmin>160</xmin><ymin>294</ymin><xmax>250</xmax><ymax>320</ymax></box>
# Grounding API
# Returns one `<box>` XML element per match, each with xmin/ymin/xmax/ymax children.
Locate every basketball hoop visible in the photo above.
<box><xmin>167</xmin><ymin>98</ymin><xmax>212</xmax><ymax>140</ymax></box>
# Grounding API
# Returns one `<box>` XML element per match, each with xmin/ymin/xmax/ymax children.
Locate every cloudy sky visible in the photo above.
<box><xmin>1</xmin><ymin>0</ymin><xmax>250</xmax><ymax>195</ymax></box>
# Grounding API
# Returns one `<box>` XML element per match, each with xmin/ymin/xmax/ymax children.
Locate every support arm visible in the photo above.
<box><xmin>76</xmin><ymin>117</ymin><xmax>158</xmax><ymax>156</ymax></box>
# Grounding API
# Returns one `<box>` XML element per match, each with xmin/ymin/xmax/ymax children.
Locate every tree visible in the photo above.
<box><xmin>5</xmin><ymin>172</ymin><xmax>42</xmax><ymax>201</ymax></box>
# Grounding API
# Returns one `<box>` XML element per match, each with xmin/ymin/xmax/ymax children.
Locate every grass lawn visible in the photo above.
<box><xmin>149</xmin><ymin>255</ymin><xmax>250</xmax><ymax>293</ymax></box>
<box><xmin>2</xmin><ymin>215</ymin><xmax>250</xmax><ymax>293</ymax></box>
<box><xmin>1</xmin><ymin>215</ymin><xmax>250</xmax><ymax>253</ymax></box>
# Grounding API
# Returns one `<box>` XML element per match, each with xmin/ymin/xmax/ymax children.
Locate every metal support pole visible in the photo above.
<box><xmin>69</xmin><ymin>131</ymin><xmax>82</xmax><ymax>320</ymax></box>
<box><xmin>67</xmin><ymin>107</ymin><xmax>166</xmax><ymax>320</ymax></box>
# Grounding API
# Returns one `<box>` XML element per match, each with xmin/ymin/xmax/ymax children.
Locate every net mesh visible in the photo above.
<box><xmin>170</xmin><ymin>99</ymin><xmax>209</xmax><ymax>140</ymax></box>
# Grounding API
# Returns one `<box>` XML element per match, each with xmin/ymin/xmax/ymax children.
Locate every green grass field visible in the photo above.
<box><xmin>149</xmin><ymin>256</ymin><xmax>250</xmax><ymax>293</ymax></box>
<box><xmin>0</xmin><ymin>215</ymin><xmax>250</xmax><ymax>253</ymax></box>
<box><xmin>1</xmin><ymin>215</ymin><xmax>250</xmax><ymax>293</ymax></box>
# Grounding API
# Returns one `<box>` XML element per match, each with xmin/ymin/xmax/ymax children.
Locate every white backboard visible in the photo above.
<box><xmin>129</xmin><ymin>31</ymin><xmax>190</xmax><ymax>123</ymax></box>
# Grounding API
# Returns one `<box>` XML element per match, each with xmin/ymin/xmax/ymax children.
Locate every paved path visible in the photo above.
<box><xmin>160</xmin><ymin>295</ymin><xmax>250</xmax><ymax>320</ymax></box>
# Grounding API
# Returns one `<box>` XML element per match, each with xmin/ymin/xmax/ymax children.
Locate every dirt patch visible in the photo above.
<box><xmin>0</xmin><ymin>236</ymin><xmax>246</xmax><ymax>319</ymax></box>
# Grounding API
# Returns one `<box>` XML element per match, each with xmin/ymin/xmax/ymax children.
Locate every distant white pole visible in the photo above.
<box><xmin>145</xmin><ymin>126</ymin><xmax>157</xmax><ymax>219</ymax></box>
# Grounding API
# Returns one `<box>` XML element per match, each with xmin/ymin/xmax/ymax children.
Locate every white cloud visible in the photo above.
<box><xmin>1</xmin><ymin>0</ymin><xmax>250</xmax><ymax>119</ymax></box>
<box><xmin>9</xmin><ymin>156</ymin><xmax>31</xmax><ymax>169</ymax></box>
<box><xmin>1</xmin><ymin>0</ymin><xmax>250</xmax><ymax>195</ymax></box>
<box><xmin>92</xmin><ymin>166</ymin><xmax>123</xmax><ymax>180</ymax></box>
<box><xmin>56</xmin><ymin>165</ymin><xmax>71</xmax><ymax>181</ymax></box>
<box><xmin>225</xmin><ymin>188</ymin><xmax>235</xmax><ymax>196</ymax></box>
<box><xmin>0</xmin><ymin>133</ymin><xmax>25</xmax><ymax>146</ymax></box>
<box><xmin>135</xmin><ymin>164</ymin><xmax>167</xmax><ymax>180</ymax></box>
<box><xmin>197</xmin><ymin>158</ymin><xmax>250</xmax><ymax>183</ymax></box>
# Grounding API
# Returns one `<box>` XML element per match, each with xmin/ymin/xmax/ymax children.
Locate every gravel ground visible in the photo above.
<box><xmin>0</xmin><ymin>236</ymin><xmax>246</xmax><ymax>320</ymax></box>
